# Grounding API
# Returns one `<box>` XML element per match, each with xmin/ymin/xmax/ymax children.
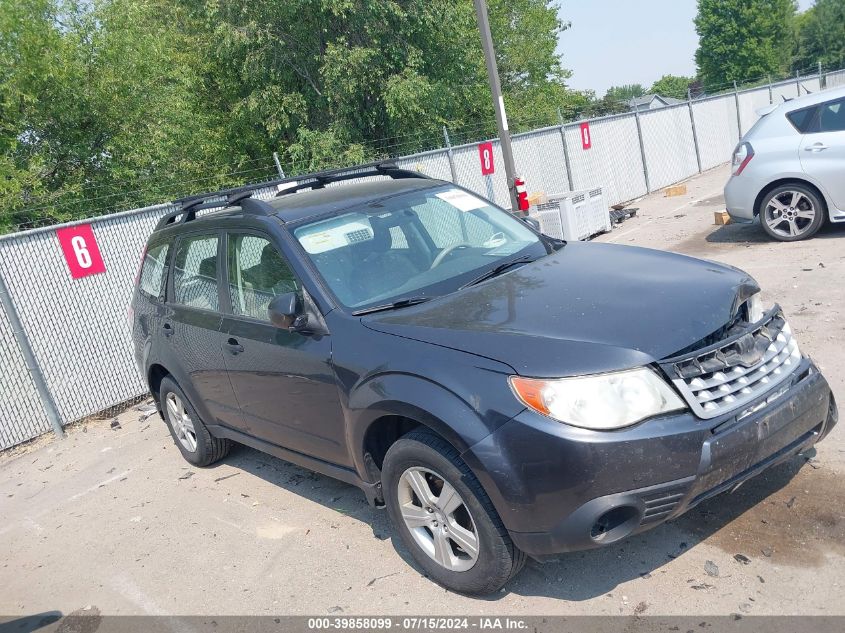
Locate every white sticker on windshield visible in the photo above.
<box><xmin>436</xmin><ymin>188</ymin><xmax>487</xmax><ymax>212</ymax></box>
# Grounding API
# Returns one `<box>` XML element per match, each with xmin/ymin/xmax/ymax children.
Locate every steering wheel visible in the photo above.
<box><xmin>430</xmin><ymin>242</ymin><xmax>472</xmax><ymax>269</ymax></box>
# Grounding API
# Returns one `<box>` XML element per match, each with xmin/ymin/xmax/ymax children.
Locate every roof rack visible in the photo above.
<box><xmin>155</xmin><ymin>160</ymin><xmax>428</xmax><ymax>231</ymax></box>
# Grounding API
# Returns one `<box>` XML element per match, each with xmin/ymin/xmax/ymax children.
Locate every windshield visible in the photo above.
<box><xmin>292</xmin><ymin>185</ymin><xmax>547</xmax><ymax>311</ymax></box>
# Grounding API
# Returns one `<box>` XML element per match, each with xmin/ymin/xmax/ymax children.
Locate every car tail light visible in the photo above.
<box><xmin>514</xmin><ymin>177</ymin><xmax>530</xmax><ymax>213</ymax></box>
<box><xmin>732</xmin><ymin>142</ymin><xmax>754</xmax><ymax>175</ymax></box>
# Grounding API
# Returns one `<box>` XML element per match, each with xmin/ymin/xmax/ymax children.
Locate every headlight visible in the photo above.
<box><xmin>509</xmin><ymin>368</ymin><xmax>686</xmax><ymax>430</ymax></box>
<box><xmin>745</xmin><ymin>292</ymin><xmax>765</xmax><ymax>323</ymax></box>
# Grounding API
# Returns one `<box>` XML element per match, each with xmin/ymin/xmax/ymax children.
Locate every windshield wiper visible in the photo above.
<box><xmin>460</xmin><ymin>255</ymin><xmax>536</xmax><ymax>289</ymax></box>
<box><xmin>352</xmin><ymin>296</ymin><xmax>432</xmax><ymax>316</ymax></box>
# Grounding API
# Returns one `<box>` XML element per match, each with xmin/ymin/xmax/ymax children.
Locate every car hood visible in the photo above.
<box><xmin>361</xmin><ymin>242</ymin><xmax>759</xmax><ymax>377</ymax></box>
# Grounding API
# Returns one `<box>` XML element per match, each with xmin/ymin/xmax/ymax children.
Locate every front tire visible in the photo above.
<box><xmin>382</xmin><ymin>429</ymin><xmax>525</xmax><ymax>595</ymax></box>
<box><xmin>159</xmin><ymin>376</ymin><xmax>231</xmax><ymax>467</ymax></box>
<box><xmin>759</xmin><ymin>184</ymin><xmax>825</xmax><ymax>241</ymax></box>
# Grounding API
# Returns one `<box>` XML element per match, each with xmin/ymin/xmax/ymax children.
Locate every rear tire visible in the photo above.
<box><xmin>382</xmin><ymin>428</ymin><xmax>525</xmax><ymax>595</ymax></box>
<box><xmin>758</xmin><ymin>183</ymin><xmax>825</xmax><ymax>241</ymax></box>
<box><xmin>159</xmin><ymin>376</ymin><xmax>230</xmax><ymax>466</ymax></box>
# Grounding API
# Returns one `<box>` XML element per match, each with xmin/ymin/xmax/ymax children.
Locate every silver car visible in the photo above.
<box><xmin>724</xmin><ymin>85</ymin><xmax>845</xmax><ymax>241</ymax></box>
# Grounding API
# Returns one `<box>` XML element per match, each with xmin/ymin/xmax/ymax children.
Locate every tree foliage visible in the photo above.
<box><xmin>0</xmin><ymin>0</ymin><xmax>582</xmax><ymax>231</ymax></box>
<box><xmin>794</xmin><ymin>0</ymin><xmax>845</xmax><ymax>71</ymax></box>
<box><xmin>694</xmin><ymin>0</ymin><xmax>797</xmax><ymax>90</ymax></box>
<box><xmin>604</xmin><ymin>84</ymin><xmax>646</xmax><ymax>102</ymax></box>
<box><xmin>650</xmin><ymin>75</ymin><xmax>694</xmax><ymax>100</ymax></box>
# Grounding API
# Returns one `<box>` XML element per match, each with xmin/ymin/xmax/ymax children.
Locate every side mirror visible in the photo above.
<box><xmin>268</xmin><ymin>292</ymin><xmax>308</xmax><ymax>331</ymax></box>
<box><xmin>522</xmin><ymin>216</ymin><xmax>540</xmax><ymax>231</ymax></box>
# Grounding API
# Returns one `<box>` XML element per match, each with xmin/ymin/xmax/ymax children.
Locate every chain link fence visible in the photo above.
<box><xmin>1</xmin><ymin>68</ymin><xmax>844</xmax><ymax>450</ymax></box>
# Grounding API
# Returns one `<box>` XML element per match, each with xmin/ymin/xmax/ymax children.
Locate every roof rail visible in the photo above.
<box><xmin>154</xmin><ymin>189</ymin><xmax>277</xmax><ymax>231</ymax></box>
<box><xmin>154</xmin><ymin>160</ymin><xmax>428</xmax><ymax>231</ymax></box>
<box><xmin>173</xmin><ymin>160</ymin><xmax>426</xmax><ymax>206</ymax></box>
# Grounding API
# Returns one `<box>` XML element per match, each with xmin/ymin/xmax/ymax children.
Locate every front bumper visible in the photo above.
<box><xmin>462</xmin><ymin>358</ymin><xmax>835</xmax><ymax>560</ymax></box>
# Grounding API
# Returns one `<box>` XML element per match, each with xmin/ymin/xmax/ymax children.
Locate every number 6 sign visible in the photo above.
<box><xmin>56</xmin><ymin>224</ymin><xmax>106</xmax><ymax>279</ymax></box>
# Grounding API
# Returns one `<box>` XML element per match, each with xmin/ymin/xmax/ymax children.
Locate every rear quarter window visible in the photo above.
<box><xmin>786</xmin><ymin>105</ymin><xmax>819</xmax><ymax>134</ymax></box>
<box><xmin>138</xmin><ymin>242</ymin><xmax>169</xmax><ymax>300</ymax></box>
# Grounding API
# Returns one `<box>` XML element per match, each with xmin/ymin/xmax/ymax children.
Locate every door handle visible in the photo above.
<box><xmin>804</xmin><ymin>143</ymin><xmax>829</xmax><ymax>152</ymax></box>
<box><xmin>224</xmin><ymin>338</ymin><xmax>244</xmax><ymax>355</ymax></box>
<box><xmin>161</xmin><ymin>322</ymin><xmax>174</xmax><ymax>337</ymax></box>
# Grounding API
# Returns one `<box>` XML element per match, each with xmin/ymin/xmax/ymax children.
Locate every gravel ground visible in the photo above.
<box><xmin>2</xmin><ymin>164</ymin><xmax>843</xmax><ymax>617</ymax></box>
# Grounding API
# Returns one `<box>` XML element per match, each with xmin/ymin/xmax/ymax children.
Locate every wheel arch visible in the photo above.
<box><xmin>347</xmin><ymin>373</ymin><xmax>500</xmax><ymax>485</ymax></box>
<box><xmin>754</xmin><ymin>177</ymin><xmax>830</xmax><ymax>219</ymax></box>
<box><xmin>147</xmin><ymin>363</ymin><xmax>170</xmax><ymax>404</ymax></box>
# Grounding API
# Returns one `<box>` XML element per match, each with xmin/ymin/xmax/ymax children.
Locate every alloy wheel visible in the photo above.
<box><xmin>764</xmin><ymin>190</ymin><xmax>816</xmax><ymax>238</ymax></box>
<box><xmin>397</xmin><ymin>467</ymin><xmax>480</xmax><ymax>572</ymax></box>
<box><xmin>165</xmin><ymin>392</ymin><xmax>198</xmax><ymax>453</ymax></box>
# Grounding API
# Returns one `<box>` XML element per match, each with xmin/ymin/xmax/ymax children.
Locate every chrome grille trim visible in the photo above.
<box><xmin>669</xmin><ymin>313</ymin><xmax>801</xmax><ymax>419</ymax></box>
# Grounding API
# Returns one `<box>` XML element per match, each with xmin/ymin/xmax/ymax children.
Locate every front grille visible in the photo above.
<box><xmin>667</xmin><ymin>311</ymin><xmax>801</xmax><ymax>419</ymax></box>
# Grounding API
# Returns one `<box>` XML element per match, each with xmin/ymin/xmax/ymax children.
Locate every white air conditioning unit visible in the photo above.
<box><xmin>529</xmin><ymin>188</ymin><xmax>611</xmax><ymax>241</ymax></box>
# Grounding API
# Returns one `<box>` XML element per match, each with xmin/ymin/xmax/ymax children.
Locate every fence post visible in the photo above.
<box><xmin>796</xmin><ymin>70</ymin><xmax>801</xmax><ymax>96</ymax></box>
<box><xmin>819</xmin><ymin>61</ymin><xmax>825</xmax><ymax>89</ymax></box>
<box><xmin>0</xmin><ymin>269</ymin><xmax>64</xmax><ymax>439</ymax></box>
<box><xmin>768</xmin><ymin>76</ymin><xmax>773</xmax><ymax>104</ymax></box>
<box><xmin>442</xmin><ymin>126</ymin><xmax>459</xmax><ymax>184</ymax></box>
<box><xmin>633</xmin><ymin>108</ymin><xmax>651</xmax><ymax>193</ymax></box>
<box><xmin>687</xmin><ymin>89</ymin><xmax>702</xmax><ymax>174</ymax></box>
<box><xmin>557</xmin><ymin>108</ymin><xmax>575</xmax><ymax>191</ymax></box>
<box><xmin>733</xmin><ymin>81</ymin><xmax>742</xmax><ymax>139</ymax></box>
<box><xmin>272</xmin><ymin>152</ymin><xmax>286</xmax><ymax>178</ymax></box>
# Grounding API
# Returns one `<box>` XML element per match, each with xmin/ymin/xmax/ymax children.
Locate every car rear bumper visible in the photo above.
<box><xmin>724</xmin><ymin>175</ymin><xmax>756</xmax><ymax>222</ymax></box>
<box><xmin>462</xmin><ymin>358</ymin><xmax>835</xmax><ymax>560</ymax></box>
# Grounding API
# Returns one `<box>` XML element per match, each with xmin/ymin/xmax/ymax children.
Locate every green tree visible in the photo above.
<box><xmin>795</xmin><ymin>0</ymin><xmax>845</xmax><ymax>70</ymax></box>
<box><xmin>695</xmin><ymin>0</ymin><xmax>797</xmax><ymax>90</ymax></box>
<box><xmin>1</xmin><ymin>0</ymin><xmax>578</xmax><ymax>231</ymax></box>
<box><xmin>604</xmin><ymin>84</ymin><xmax>646</xmax><ymax>102</ymax></box>
<box><xmin>650</xmin><ymin>75</ymin><xmax>694</xmax><ymax>100</ymax></box>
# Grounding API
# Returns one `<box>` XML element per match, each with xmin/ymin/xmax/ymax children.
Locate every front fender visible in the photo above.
<box><xmin>345</xmin><ymin>372</ymin><xmax>518</xmax><ymax>483</ymax></box>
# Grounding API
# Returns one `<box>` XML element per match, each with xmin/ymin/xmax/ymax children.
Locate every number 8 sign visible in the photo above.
<box><xmin>478</xmin><ymin>141</ymin><xmax>495</xmax><ymax>175</ymax></box>
<box><xmin>56</xmin><ymin>224</ymin><xmax>106</xmax><ymax>279</ymax></box>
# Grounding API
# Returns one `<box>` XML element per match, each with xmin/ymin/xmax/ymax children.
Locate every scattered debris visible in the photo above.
<box><xmin>178</xmin><ymin>471</ymin><xmax>194</xmax><ymax>480</ymax></box>
<box><xmin>758</xmin><ymin>575</ymin><xmax>765</xmax><ymax>584</ymax></box>
<box><xmin>734</xmin><ymin>554</ymin><xmax>751</xmax><ymax>565</ymax></box>
<box><xmin>738</xmin><ymin>603</ymin><xmax>752</xmax><ymax>613</ymax></box>
<box><xmin>691</xmin><ymin>583</ymin><xmax>715</xmax><ymax>590</ymax></box>
<box><xmin>634</xmin><ymin>601</ymin><xmax>648</xmax><ymax>615</ymax></box>
<box><xmin>761</xmin><ymin>547</ymin><xmax>773</xmax><ymax>558</ymax></box>
<box><xmin>639</xmin><ymin>572</ymin><xmax>652</xmax><ymax>579</ymax></box>
<box><xmin>704</xmin><ymin>560</ymin><xmax>720</xmax><ymax>577</ymax></box>
<box><xmin>786</xmin><ymin>496</ymin><xmax>796</xmax><ymax>508</ymax></box>
<box><xmin>109</xmin><ymin>419</ymin><xmax>121</xmax><ymax>430</ymax></box>
<box><xmin>610</xmin><ymin>208</ymin><xmax>638</xmax><ymax>225</ymax></box>
<box><xmin>327</xmin><ymin>606</ymin><xmax>343</xmax><ymax>614</ymax></box>
<box><xmin>366</xmin><ymin>571</ymin><xmax>400</xmax><ymax>587</ymax></box>
<box><xmin>213</xmin><ymin>473</ymin><xmax>240</xmax><ymax>483</ymax></box>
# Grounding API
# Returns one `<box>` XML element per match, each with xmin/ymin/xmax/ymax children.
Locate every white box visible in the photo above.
<box><xmin>529</xmin><ymin>188</ymin><xmax>611</xmax><ymax>241</ymax></box>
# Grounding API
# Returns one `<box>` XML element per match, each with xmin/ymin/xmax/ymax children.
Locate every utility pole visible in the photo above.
<box><xmin>473</xmin><ymin>0</ymin><xmax>520</xmax><ymax>213</ymax></box>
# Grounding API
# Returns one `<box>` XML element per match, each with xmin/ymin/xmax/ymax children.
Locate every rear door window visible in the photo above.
<box><xmin>138</xmin><ymin>242</ymin><xmax>169</xmax><ymax>299</ymax></box>
<box><xmin>817</xmin><ymin>98</ymin><xmax>845</xmax><ymax>132</ymax></box>
<box><xmin>172</xmin><ymin>234</ymin><xmax>220</xmax><ymax>311</ymax></box>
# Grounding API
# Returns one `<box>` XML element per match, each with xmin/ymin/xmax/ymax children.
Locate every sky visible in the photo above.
<box><xmin>557</xmin><ymin>0</ymin><xmax>816</xmax><ymax>97</ymax></box>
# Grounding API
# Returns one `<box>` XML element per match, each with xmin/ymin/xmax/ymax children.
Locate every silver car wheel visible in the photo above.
<box><xmin>397</xmin><ymin>467</ymin><xmax>480</xmax><ymax>572</ymax></box>
<box><xmin>165</xmin><ymin>392</ymin><xmax>198</xmax><ymax>453</ymax></box>
<box><xmin>764</xmin><ymin>190</ymin><xmax>816</xmax><ymax>238</ymax></box>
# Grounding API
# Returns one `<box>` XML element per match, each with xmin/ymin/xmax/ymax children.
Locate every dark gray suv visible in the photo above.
<box><xmin>131</xmin><ymin>162</ymin><xmax>837</xmax><ymax>595</ymax></box>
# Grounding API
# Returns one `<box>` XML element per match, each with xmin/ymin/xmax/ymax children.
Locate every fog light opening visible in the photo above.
<box><xmin>590</xmin><ymin>505</ymin><xmax>640</xmax><ymax>543</ymax></box>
